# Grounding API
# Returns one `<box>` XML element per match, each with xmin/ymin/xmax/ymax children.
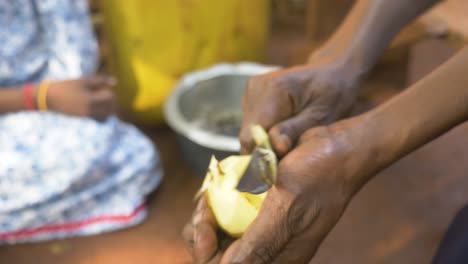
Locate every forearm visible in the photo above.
<box><xmin>311</xmin><ymin>0</ymin><xmax>439</xmax><ymax>76</ymax></box>
<box><xmin>348</xmin><ymin>47</ymin><xmax>468</xmax><ymax>185</ymax></box>
<box><xmin>0</xmin><ymin>85</ymin><xmax>37</xmax><ymax>113</ymax></box>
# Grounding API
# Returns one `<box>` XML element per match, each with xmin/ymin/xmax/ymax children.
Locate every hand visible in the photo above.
<box><xmin>184</xmin><ymin>118</ymin><xmax>372</xmax><ymax>263</ymax></box>
<box><xmin>182</xmin><ymin>196</ymin><xmax>225</xmax><ymax>264</ymax></box>
<box><xmin>45</xmin><ymin>75</ymin><xmax>117</xmax><ymax>120</ymax></box>
<box><xmin>221</xmin><ymin>121</ymin><xmax>370</xmax><ymax>263</ymax></box>
<box><xmin>240</xmin><ymin>62</ymin><xmax>361</xmax><ymax>157</ymax></box>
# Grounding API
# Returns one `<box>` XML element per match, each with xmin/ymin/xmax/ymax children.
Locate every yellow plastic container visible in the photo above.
<box><xmin>101</xmin><ymin>0</ymin><xmax>270</xmax><ymax>125</ymax></box>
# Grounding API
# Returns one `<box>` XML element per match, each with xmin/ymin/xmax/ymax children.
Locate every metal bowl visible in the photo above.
<box><xmin>164</xmin><ymin>63</ymin><xmax>277</xmax><ymax>176</ymax></box>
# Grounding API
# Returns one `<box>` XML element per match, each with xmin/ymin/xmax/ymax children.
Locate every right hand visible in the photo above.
<box><xmin>45</xmin><ymin>75</ymin><xmax>117</xmax><ymax>121</ymax></box>
<box><xmin>240</xmin><ymin>61</ymin><xmax>362</xmax><ymax>157</ymax></box>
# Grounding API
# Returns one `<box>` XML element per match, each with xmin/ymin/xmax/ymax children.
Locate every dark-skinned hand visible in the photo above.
<box><xmin>240</xmin><ymin>62</ymin><xmax>361</xmax><ymax>157</ymax></box>
<box><xmin>184</xmin><ymin>120</ymin><xmax>371</xmax><ymax>263</ymax></box>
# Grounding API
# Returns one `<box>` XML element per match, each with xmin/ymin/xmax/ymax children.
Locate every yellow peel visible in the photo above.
<box><xmin>251</xmin><ymin>124</ymin><xmax>271</xmax><ymax>148</ymax></box>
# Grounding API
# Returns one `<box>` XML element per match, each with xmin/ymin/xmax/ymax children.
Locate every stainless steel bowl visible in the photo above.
<box><xmin>164</xmin><ymin>63</ymin><xmax>278</xmax><ymax>176</ymax></box>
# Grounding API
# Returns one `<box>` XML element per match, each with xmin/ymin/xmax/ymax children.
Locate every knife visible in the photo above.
<box><xmin>236</xmin><ymin>145</ymin><xmax>277</xmax><ymax>194</ymax></box>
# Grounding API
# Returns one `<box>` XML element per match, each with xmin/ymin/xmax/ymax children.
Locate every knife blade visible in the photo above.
<box><xmin>236</xmin><ymin>146</ymin><xmax>277</xmax><ymax>194</ymax></box>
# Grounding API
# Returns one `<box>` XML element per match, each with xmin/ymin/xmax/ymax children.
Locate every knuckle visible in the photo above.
<box><xmin>273</xmin><ymin>76</ymin><xmax>302</xmax><ymax>111</ymax></box>
<box><xmin>252</xmin><ymin>246</ymin><xmax>276</xmax><ymax>264</ymax></box>
<box><xmin>286</xmin><ymin>199</ymin><xmax>320</xmax><ymax>235</ymax></box>
<box><xmin>272</xmin><ymin>122</ymin><xmax>296</xmax><ymax>144</ymax></box>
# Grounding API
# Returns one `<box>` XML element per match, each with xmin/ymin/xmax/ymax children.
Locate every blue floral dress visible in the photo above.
<box><xmin>0</xmin><ymin>0</ymin><xmax>163</xmax><ymax>244</ymax></box>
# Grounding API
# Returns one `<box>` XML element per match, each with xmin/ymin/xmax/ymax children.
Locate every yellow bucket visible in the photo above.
<box><xmin>101</xmin><ymin>0</ymin><xmax>270</xmax><ymax>125</ymax></box>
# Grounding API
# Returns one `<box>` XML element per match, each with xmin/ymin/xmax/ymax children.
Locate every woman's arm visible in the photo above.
<box><xmin>311</xmin><ymin>0</ymin><xmax>440</xmax><ymax>74</ymax></box>
<box><xmin>0</xmin><ymin>85</ymin><xmax>37</xmax><ymax>114</ymax></box>
<box><xmin>239</xmin><ymin>0</ymin><xmax>442</xmax><ymax>157</ymax></box>
<box><xmin>217</xmin><ymin>46</ymin><xmax>468</xmax><ymax>264</ymax></box>
<box><xmin>0</xmin><ymin>75</ymin><xmax>116</xmax><ymax>120</ymax></box>
<box><xmin>353</xmin><ymin>46</ymin><xmax>468</xmax><ymax>185</ymax></box>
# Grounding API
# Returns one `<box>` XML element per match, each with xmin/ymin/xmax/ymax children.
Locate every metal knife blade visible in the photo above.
<box><xmin>236</xmin><ymin>146</ymin><xmax>276</xmax><ymax>194</ymax></box>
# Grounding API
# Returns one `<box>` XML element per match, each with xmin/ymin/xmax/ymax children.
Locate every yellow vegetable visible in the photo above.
<box><xmin>101</xmin><ymin>0</ymin><xmax>270</xmax><ymax>125</ymax></box>
<box><xmin>197</xmin><ymin>125</ymin><xmax>275</xmax><ymax>237</ymax></box>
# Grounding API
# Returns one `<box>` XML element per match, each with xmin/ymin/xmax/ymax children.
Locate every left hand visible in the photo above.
<box><xmin>220</xmin><ymin>123</ymin><xmax>367</xmax><ymax>263</ymax></box>
<box><xmin>185</xmin><ymin>118</ymin><xmax>373</xmax><ymax>263</ymax></box>
<box><xmin>227</xmin><ymin>120</ymin><xmax>371</xmax><ymax>263</ymax></box>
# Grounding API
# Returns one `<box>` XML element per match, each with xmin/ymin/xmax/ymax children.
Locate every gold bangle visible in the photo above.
<box><xmin>37</xmin><ymin>80</ymin><xmax>50</xmax><ymax>111</ymax></box>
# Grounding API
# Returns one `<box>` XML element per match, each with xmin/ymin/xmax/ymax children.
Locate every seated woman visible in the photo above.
<box><xmin>0</xmin><ymin>0</ymin><xmax>163</xmax><ymax>243</ymax></box>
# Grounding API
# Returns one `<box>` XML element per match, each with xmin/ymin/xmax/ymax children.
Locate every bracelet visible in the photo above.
<box><xmin>37</xmin><ymin>80</ymin><xmax>50</xmax><ymax>111</ymax></box>
<box><xmin>22</xmin><ymin>83</ymin><xmax>36</xmax><ymax>110</ymax></box>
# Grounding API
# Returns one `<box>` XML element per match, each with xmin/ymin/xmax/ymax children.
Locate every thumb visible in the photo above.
<box><xmin>269</xmin><ymin>109</ymin><xmax>325</xmax><ymax>157</ymax></box>
<box><xmin>220</xmin><ymin>188</ymin><xmax>293</xmax><ymax>264</ymax></box>
<box><xmin>239</xmin><ymin>105</ymin><xmax>289</xmax><ymax>155</ymax></box>
<box><xmin>239</xmin><ymin>85</ymin><xmax>293</xmax><ymax>154</ymax></box>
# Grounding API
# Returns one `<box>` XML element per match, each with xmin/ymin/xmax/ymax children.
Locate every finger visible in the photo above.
<box><xmin>205</xmin><ymin>253</ymin><xmax>222</xmax><ymax>264</ymax></box>
<box><xmin>239</xmin><ymin>92</ymin><xmax>292</xmax><ymax>154</ymax></box>
<box><xmin>270</xmin><ymin>106</ymin><xmax>330</xmax><ymax>157</ymax></box>
<box><xmin>200</xmin><ymin>232</ymin><xmax>235</xmax><ymax>264</ymax></box>
<box><xmin>183</xmin><ymin>196</ymin><xmax>214</xmax><ymax>258</ymax></box>
<box><xmin>90</xmin><ymin>89</ymin><xmax>116</xmax><ymax>120</ymax></box>
<box><xmin>273</xmin><ymin>205</ymin><xmax>342</xmax><ymax>264</ymax></box>
<box><xmin>192</xmin><ymin>196</ymin><xmax>219</xmax><ymax>263</ymax></box>
<box><xmin>194</xmin><ymin>222</ymin><xmax>219</xmax><ymax>263</ymax></box>
<box><xmin>85</xmin><ymin>74</ymin><xmax>117</xmax><ymax>90</ymax></box>
<box><xmin>192</xmin><ymin>196</ymin><xmax>216</xmax><ymax>226</ymax></box>
<box><xmin>239</xmin><ymin>85</ymin><xmax>257</xmax><ymax>154</ymax></box>
<box><xmin>220</xmin><ymin>188</ymin><xmax>293</xmax><ymax>264</ymax></box>
<box><xmin>182</xmin><ymin>223</ymin><xmax>195</xmax><ymax>255</ymax></box>
<box><xmin>272</xmin><ymin>235</ymin><xmax>319</xmax><ymax>264</ymax></box>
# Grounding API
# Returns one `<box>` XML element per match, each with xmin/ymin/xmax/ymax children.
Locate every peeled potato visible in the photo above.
<box><xmin>196</xmin><ymin>126</ymin><xmax>274</xmax><ymax>237</ymax></box>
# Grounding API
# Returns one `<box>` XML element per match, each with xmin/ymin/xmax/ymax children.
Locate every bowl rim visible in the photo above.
<box><xmin>164</xmin><ymin>62</ymin><xmax>279</xmax><ymax>152</ymax></box>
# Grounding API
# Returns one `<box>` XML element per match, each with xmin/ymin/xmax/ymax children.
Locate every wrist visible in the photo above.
<box><xmin>36</xmin><ymin>81</ymin><xmax>52</xmax><ymax>111</ymax></box>
<box><xmin>22</xmin><ymin>83</ymin><xmax>39</xmax><ymax>110</ymax></box>
<box><xmin>308</xmin><ymin>51</ymin><xmax>365</xmax><ymax>93</ymax></box>
<box><xmin>31</xmin><ymin>84</ymin><xmax>39</xmax><ymax>107</ymax></box>
<box><xmin>308</xmin><ymin>40</ymin><xmax>373</xmax><ymax>86</ymax></box>
<box><xmin>327</xmin><ymin>113</ymin><xmax>389</xmax><ymax>191</ymax></box>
